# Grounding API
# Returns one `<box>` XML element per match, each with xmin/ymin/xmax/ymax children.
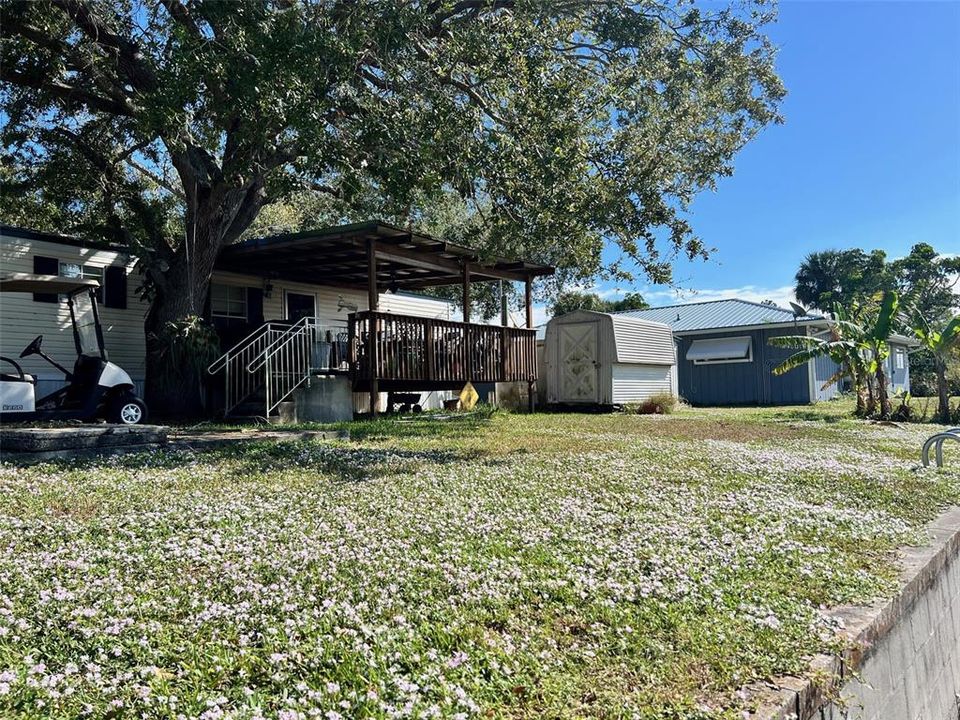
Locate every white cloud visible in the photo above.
<box><xmin>640</xmin><ymin>284</ymin><xmax>800</xmax><ymax>310</ymax></box>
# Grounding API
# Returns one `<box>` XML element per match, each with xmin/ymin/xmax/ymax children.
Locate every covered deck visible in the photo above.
<box><xmin>217</xmin><ymin>222</ymin><xmax>553</xmax><ymax>413</ymax></box>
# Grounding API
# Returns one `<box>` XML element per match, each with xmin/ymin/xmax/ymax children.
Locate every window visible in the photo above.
<box><xmin>60</xmin><ymin>261</ymin><xmax>104</xmax><ymax>302</ymax></box>
<box><xmin>894</xmin><ymin>349</ymin><xmax>905</xmax><ymax>370</ymax></box>
<box><xmin>211</xmin><ymin>284</ymin><xmax>247</xmax><ymax>319</ymax></box>
<box><xmin>686</xmin><ymin>336</ymin><xmax>753</xmax><ymax>364</ymax></box>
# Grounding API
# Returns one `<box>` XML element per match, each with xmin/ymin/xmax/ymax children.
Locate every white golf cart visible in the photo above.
<box><xmin>0</xmin><ymin>273</ymin><xmax>148</xmax><ymax>424</ymax></box>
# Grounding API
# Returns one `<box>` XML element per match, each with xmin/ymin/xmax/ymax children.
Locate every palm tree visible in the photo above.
<box><xmin>912</xmin><ymin>313</ymin><xmax>960</xmax><ymax>423</ymax></box>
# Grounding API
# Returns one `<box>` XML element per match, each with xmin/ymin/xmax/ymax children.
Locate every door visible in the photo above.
<box><xmin>285</xmin><ymin>292</ymin><xmax>316</xmax><ymax>321</ymax></box>
<box><xmin>558</xmin><ymin>322</ymin><xmax>600</xmax><ymax>403</ymax></box>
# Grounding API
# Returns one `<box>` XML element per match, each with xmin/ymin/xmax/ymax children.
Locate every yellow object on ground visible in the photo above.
<box><xmin>459</xmin><ymin>382</ymin><xmax>479</xmax><ymax>411</ymax></box>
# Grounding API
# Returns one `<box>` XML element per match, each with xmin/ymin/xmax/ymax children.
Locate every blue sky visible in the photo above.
<box><xmin>586</xmin><ymin>0</ymin><xmax>960</xmax><ymax>314</ymax></box>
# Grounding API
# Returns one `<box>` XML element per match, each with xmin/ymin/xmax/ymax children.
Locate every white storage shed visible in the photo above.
<box><xmin>543</xmin><ymin>310</ymin><xmax>677</xmax><ymax>406</ymax></box>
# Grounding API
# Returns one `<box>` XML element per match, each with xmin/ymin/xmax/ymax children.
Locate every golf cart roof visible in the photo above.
<box><xmin>0</xmin><ymin>273</ymin><xmax>100</xmax><ymax>294</ymax></box>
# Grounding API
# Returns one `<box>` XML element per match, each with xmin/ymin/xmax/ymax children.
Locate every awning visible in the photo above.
<box><xmin>686</xmin><ymin>336</ymin><xmax>752</xmax><ymax>363</ymax></box>
<box><xmin>217</xmin><ymin>221</ymin><xmax>554</xmax><ymax>291</ymax></box>
<box><xmin>0</xmin><ymin>273</ymin><xmax>100</xmax><ymax>294</ymax></box>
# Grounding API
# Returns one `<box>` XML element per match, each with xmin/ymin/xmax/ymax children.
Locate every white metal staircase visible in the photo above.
<box><xmin>207</xmin><ymin>318</ymin><xmax>348</xmax><ymax>418</ymax></box>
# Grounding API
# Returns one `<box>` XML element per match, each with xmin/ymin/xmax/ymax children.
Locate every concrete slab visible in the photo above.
<box><xmin>0</xmin><ymin>424</ymin><xmax>168</xmax><ymax>463</ymax></box>
<box><xmin>169</xmin><ymin>428</ymin><xmax>348</xmax><ymax>451</ymax></box>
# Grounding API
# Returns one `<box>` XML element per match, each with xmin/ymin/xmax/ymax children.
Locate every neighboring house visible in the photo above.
<box><xmin>1</xmin><ymin>222</ymin><xmax>551</xmax><ymax>417</ymax></box>
<box><xmin>616</xmin><ymin>299</ymin><xmax>913</xmax><ymax>406</ymax></box>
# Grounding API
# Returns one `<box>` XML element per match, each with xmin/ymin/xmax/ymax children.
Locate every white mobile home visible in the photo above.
<box><xmin>2</xmin><ymin>222</ymin><xmax>551</xmax><ymax>419</ymax></box>
<box><xmin>543</xmin><ymin>310</ymin><xmax>677</xmax><ymax>406</ymax></box>
<box><xmin>0</xmin><ymin>225</ymin><xmax>453</xmax><ymax>411</ymax></box>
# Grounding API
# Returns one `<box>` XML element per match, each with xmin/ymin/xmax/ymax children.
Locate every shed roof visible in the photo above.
<box><xmin>614</xmin><ymin>299</ymin><xmax>825</xmax><ymax>333</ymax></box>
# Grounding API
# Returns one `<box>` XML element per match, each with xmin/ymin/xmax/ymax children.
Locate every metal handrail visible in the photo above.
<box><xmin>922</xmin><ymin>429</ymin><xmax>960</xmax><ymax>468</ymax></box>
<box><xmin>207</xmin><ymin>322</ymin><xmax>290</xmax><ymax>375</ymax></box>
<box><xmin>249</xmin><ymin>316</ymin><xmax>317</xmax><ymax>373</ymax></box>
<box><xmin>260</xmin><ymin>318</ymin><xmax>347</xmax><ymax>415</ymax></box>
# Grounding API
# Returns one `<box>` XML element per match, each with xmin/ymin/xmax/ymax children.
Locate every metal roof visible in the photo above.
<box><xmin>613</xmin><ymin>299</ymin><xmax>825</xmax><ymax>333</ymax></box>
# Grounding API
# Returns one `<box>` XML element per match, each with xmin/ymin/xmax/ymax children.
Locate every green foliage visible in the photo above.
<box><xmin>148</xmin><ymin>314</ymin><xmax>220</xmax><ymax>393</ymax></box>
<box><xmin>770</xmin><ymin>294</ymin><xmax>902</xmax><ymax>419</ymax></box>
<box><xmin>794</xmin><ymin>249</ymin><xmax>889</xmax><ymax>312</ymax></box>
<box><xmin>551</xmin><ymin>290</ymin><xmax>649</xmax><ymax>317</ymax></box>
<box><xmin>911</xmin><ymin>311</ymin><xmax>960</xmax><ymax>422</ymax></box>
<box><xmin>1</xmin><ymin>0</ymin><xmax>783</xmax><ymax>289</ymax></box>
<box><xmin>891</xmin><ymin>243</ymin><xmax>960</xmax><ymax>322</ymax></box>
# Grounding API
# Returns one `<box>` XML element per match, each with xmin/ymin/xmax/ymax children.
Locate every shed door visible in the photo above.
<box><xmin>558</xmin><ymin>322</ymin><xmax>600</xmax><ymax>403</ymax></box>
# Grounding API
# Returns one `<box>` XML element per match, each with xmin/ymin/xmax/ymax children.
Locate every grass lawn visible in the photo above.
<box><xmin>1</xmin><ymin>403</ymin><xmax>959</xmax><ymax>719</ymax></box>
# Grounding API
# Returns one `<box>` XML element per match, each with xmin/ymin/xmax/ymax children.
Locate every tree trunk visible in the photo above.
<box><xmin>936</xmin><ymin>361</ymin><xmax>951</xmax><ymax>424</ymax></box>
<box><xmin>854</xmin><ymin>375</ymin><xmax>867</xmax><ymax>416</ymax></box>
<box><xmin>143</xmin><ymin>172</ymin><xmax>266</xmax><ymax>418</ymax></box>
<box><xmin>874</xmin><ymin>364</ymin><xmax>891</xmax><ymax>419</ymax></box>
<box><xmin>864</xmin><ymin>372</ymin><xmax>876</xmax><ymax>417</ymax></box>
<box><xmin>143</xmin><ymin>241</ymin><xmax>221</xmax><ymax>418</ymax></box>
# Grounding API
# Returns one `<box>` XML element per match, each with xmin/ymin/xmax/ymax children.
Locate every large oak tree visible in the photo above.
<box><xmin>1</xmin><ymin>0</ymin><xmax>783</xmax><ymax>414</ymax></box>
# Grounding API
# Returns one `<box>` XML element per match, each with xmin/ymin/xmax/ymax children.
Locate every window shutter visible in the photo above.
<box><xmin>104</xmin><ymin>265</ymin><xmax>127</xmax><ymax>309</ymax></box>
<box><xmin>247</xmin><ymin>287</ymin><xmax>264</xmax><ymax>326</ymax></box>
<box><xmin>32</xmin><ymin>256</ymin><xmax>59</xmax><ymax>303</ymax></box>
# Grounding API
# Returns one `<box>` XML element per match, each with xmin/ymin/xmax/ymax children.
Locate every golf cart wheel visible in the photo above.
<box><xmin>109</xmin><ymin>395</ymin><xmax>148</xmax><ymax>425</ymax></box>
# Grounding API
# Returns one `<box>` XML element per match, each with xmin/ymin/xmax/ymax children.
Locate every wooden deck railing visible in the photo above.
<box><xmin>349</xmin><ymin>311</ymin><xmax>537</xmax><ymax>387</ymax></box>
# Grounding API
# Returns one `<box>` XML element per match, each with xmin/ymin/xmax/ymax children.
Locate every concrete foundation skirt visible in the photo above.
<box><xmin>292</xmin><ymin>375</ymin><xmax>354</xmax><ymax>423</ymax></box>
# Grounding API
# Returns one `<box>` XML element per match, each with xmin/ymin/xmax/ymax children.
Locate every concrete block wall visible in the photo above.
<box><xmin>826</xmin><ymin>543</ymin><xmax>960</xmax><ymax>720</ymax></box>
<box><xmin>750</xmin><ymin>507</ymin><xmax>960</xmax><ymax>720</ymax></box>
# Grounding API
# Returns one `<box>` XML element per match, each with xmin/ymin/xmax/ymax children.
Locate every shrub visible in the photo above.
<box><xmin>636</xmin><ymin>392</ymin><xmax>677</xmax><ymax>415</ymax></box>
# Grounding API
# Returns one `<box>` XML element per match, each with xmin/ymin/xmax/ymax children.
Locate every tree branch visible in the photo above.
<box><xmin>125</xmin><ymin>157</ymin><xmax>186</xmax><ymax>199</ymax></box>
<box><xmin>49</xmin><ymin>0</ymin><xmax>158</xmax><ymax>92</ymax></box>
<box><xmin>0</xmin><ymin>67</ymin><xmax>136</xmax><ymax>116</ymax></box>
<box><xmin>159</xmin><ymin>0</ymin><xmax>202</xmax><ymax>40</ymax></box>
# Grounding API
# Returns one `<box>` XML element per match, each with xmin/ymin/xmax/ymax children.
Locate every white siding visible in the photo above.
<box><xmin>610</xmin><ymin>364</ymin><xmax>674</xmax><ymax>404</ymax></box>
<box><xmin>1</xmin><ymin>234</ymin><xmax>147</xmax><ymax>392</ymax></box>
<box><xmin>210</xmin><ymin>271</ymin><xmax>451</xmax><ymax>324</ymax></box>
<box><xmin>609</xmin><ymin>316</ymin><xmax>676</xmax><ymax>365</ymax></box>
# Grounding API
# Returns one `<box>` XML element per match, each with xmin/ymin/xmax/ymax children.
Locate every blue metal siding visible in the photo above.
<box><xmin>676</xmin><ymin>328</ymin><xmax>811</xmax><ymax>406</ymax></box>
<box><xmin>813</xmin><ymin>354</ymin><xmax>842</xmax><ymax>401</ymax></box>
<box><xmin>762</xmin><ymin>328</ymin><xmax>813</xmax><ymax>405</ymax></box>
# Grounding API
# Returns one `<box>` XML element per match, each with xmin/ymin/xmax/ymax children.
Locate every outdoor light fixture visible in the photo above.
<box><xmin>337</xmin><ymin>295</ymin><xmax>358</xmax><ymax>313</ymax></box>
<box><xmin>263</xmin><ymin>278</ymin><xmax>274</xmax><ymax>299</ymax></box>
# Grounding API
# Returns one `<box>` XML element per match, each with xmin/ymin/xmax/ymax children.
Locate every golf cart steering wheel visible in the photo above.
<box><xmin>0</xmin><ymin>356</ymin><xmax>26</xmax><ymax>382</ymax></box>
<box><xmin>20</xmin><ymin>335</ymin><xmax>43</xmax><ymax>358</ymax></box>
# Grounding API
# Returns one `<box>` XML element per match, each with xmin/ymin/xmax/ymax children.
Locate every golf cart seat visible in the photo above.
<box><xmin>64</xmin><ymin>354</ymin><xmax>106</xmax><ymax>404</ymax></box>
<box><xmin>0</xmin><ymin>372</ymin><xmax>34</xmax><ymax>384</ymax></box>
<box><xmin>0</xmin><ymin>356</ymin><xmax>35</xmax><ymax>384</ymax></box>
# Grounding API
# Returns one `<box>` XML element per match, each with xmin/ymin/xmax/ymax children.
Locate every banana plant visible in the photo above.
<box><xmin>861</xmin><ymin>291</ymin><xmax>900</xmax><ymax>419</ymax></box>
<box><xmin>912</xmin><ymin>312</ymin><xmax>960</xmax><ymax>423</ymax></box>
<box><xmin>771</xmin><ymin>293</ymin><xmax>900</xmax><ymax>417</ymax></box>
<box><xmin>770</xmin><ymin>309</ymin><xmax>871</xmax><ymax>415</ymax></box>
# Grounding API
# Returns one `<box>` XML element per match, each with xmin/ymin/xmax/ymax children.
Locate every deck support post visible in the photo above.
<box><xmin>462</xmin><ymin>264</ymin><xmax>471</xmax><ymax>323</ymax></box>
<box><xmin>524</xmin><ymin>275</ymin><xmax>533</xmax><ymax>329</ymax></box>
<box><xmin>525</xmin><ymin>275</ymin><xmax>535</xmax><ymax>413</ymax></box>
<box><xmin>367</xmin><ymin>237</ymin><xmax>379</xmax><ymax>416</ymax></box>
<box><xmin>500</xmin><ymin>280</ymin><xmax>508</xmax><ymax>327</ymax></box>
